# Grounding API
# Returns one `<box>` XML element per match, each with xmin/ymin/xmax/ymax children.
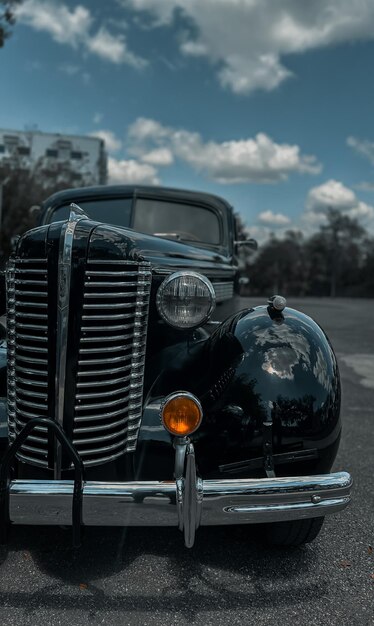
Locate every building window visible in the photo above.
<box><xmin>46</xmin><ymin>148</ymin><xmax>58</xmax><ymax>158</ymax></box>
<box><xmin>4</xmin><ymin>135</ymin><xmax>19</xmax><ymax>151</ymax></box>
<box><xmin>71</xmin><ymin>151</ymin><xmax>82</xmax><ymax>160</ymax></box>
<box><xmin>18</xmin><ymin>146</ymin><xmax>30</xmax><ymax>156</ymax></box>
<box><xmin>57</xmin><ymin>140</ymin><xmax>72</xmax><ymax>160</ymax></box>
<box><xmin>0</xmin><ymin>145</ymin><xmax>4</xmax><ymax>153</ymax></box>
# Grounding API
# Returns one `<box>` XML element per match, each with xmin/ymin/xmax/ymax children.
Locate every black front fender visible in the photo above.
<box><xmin>191</xmin><ymin>305</ymin><xmax>341</xmax><ymax>477</ymax></box>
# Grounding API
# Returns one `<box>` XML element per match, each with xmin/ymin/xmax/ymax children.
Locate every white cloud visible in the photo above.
<box><xmin>86</xmin><ymin>27</ymin><xmax>147</xmax><ymax>68</ymax></box>
<box><xmin>247</xmin><ymin>223</ymin><xmax>296</xmax><ymax>245</ymax></box>
<box><xmin>108</xmin><ymin>156</ymin><xmax>160</xmax><ymax>185</ymax></box>
<box><xmin>141</xmin><ymin>148</ymin><xmax>174</xmax><ymax>166</ymax></box>
<box><xmin>305</xmin><ymin>179</ymin><xmax>374</xmax><ymax>223</ymax></box>
<box><xmin>180</xmin><ymin>40</ymin><xmax>209</xmax><ymax>57</ymax></box>
<box><xmin>127</xmin><ymin>117</ymin><xmax>321</xmax><ymax>183</ymax></box>
<box><xmin>347</xmin><ymin>136</ymin><xmax>374</xmax><ymax>165</ymax></box>
<box><xmin>219</xmin><ymin>53</ymin><xmax>293</xmax><ymax>95</ymax></box>
<box><xmin>128</xmin><ymin>118</ymin><xmax>170</xmax><ymax>143</ymax></box>
<box><xmin>16</xmin><ymin>1</ymin><xmax>147</xmax><ymax>68</ymax></box>
<box><xmin>124</xmin><ymin>0</ymin><xmax>374</xmax><ymax>94</ymax></box>
<box><xmin>89</xmin><ymin>130</ymin><xmax>122</xmax><ymax>153</ymax></box>
<box><xmin>16</xmin><ymin>1</ymin><xmax>91</xmax><ymax>46</ymax></box>
<box><xmin>258</xmin><ymin>210</ymin><xmax>291</xmax><ymax>226</ymax></box>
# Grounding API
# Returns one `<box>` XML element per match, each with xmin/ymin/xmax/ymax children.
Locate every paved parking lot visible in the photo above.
<box><xmin>0</xmin><ymin>297</ymin><xmax>373</xmax><ymax>626</ymax></box>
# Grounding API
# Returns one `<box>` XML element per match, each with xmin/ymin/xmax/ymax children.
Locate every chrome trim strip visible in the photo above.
<box><xmin>81</xmin><ymin>312</ymin><xmax>141</xmax><ymax>321</ymax></box>
<box><xmin>81</xmin><ymin>322</ymin><xmax>135</xmax><ymax>332</ymax></box>
<box><xmin>77</xmin><ymin>364</ymin><xmax>133</xmax><ymax>377</ymax></box>
<box><xmin>85</xmin><ymin>281</ymin><xmax>148</xmax><ymax>287</ymax></box>
<box><xmin>79</xmin><ymin>341</ymin><xmax>135</xmax><ymax>353</ymax></box>
<box><xmin>84</xmin><ymin>291</ymin><xmax>149</xmax><ymax>298</ymax></box>
<box><xmin>74</xmin><ymin>395</ymin><xmax>131</xmax><ymax>411</ymax></box>
<box><xmin>82</xmin><ymin>301</ymin><xmax>148</xmax><ymax>309</ymax></box>
<box><xmin>15</xmin><ymin>258</ymin><xmax>47</xmax><ymax>264</ymax></box>
<box><xmin>86</xmin><ymin>270</ymin><xmax>149</xmax><ymax>277</ymax></box>
<box><xmin>212</xmin><ymin>281</ymin><xmax>234</xmax><ymax>303</ymax></box>
<box><xmin>54</xmin><ymin>204</ymin><xmax>86</xmax><ymax>478</ymax></box>
<box><xmin>8</xmin><ymin>471</ymin><xmax>352</xmax><ymax>528</ymax></box>
<box><xmin>76</xmin><ymin>384</ymin><xmax>130</xmax><ymax>400</ymax></box>
<box><xmin>76</xmin><ymin>374</ymin><xmax>131</xmax><ymax>388</ymax></box>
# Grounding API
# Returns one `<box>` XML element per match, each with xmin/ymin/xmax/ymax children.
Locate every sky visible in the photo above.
<box><xmin>1</xmin><ymin>0</ymin><xmax>374</xmax><ymax>241</ymax></box>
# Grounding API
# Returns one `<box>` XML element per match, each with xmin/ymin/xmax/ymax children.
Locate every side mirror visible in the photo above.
<box><xmin>29</xmin><ymin>205</ymin><xmax>41</xmax><ymax>220</ymax></box>
<box><xmin>10</xmin><ymin>235</ymin><xmax>20</xmax><ymax>254</ymax></box>
<box><xmin>234</xmin><ymin>238</ymin><xmax>258</xmax><ymax>251</ymax></box>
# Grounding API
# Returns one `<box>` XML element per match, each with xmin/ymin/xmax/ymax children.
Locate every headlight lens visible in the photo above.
<box><xmin>161</xmin><ymin>392</ymin><xmax>203</xmax><ymax>436</ymax></box>
<box><xmin>156</xmin><ymin>271</ymin><xmax>216</xmax><ymax>329</ymax></box>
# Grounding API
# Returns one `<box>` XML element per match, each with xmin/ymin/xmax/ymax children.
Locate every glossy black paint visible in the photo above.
<box><xmin>0</xmin><ymin>186</ymin><xmax>342</xmax><ymax>484</ymax></box>
<box><xmin>136</xmin><ymin>305</ymin><xmax>341</xmax><ymax>480</ymax></box>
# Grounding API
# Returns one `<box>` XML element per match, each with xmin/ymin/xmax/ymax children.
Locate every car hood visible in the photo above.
<box><xmin>87</xmin><ymin>221</ymin><xmax>236</xmax><ymax>280</ymax></box>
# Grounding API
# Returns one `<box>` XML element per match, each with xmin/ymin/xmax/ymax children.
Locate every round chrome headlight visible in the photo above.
<box><xmin>156</xmin><ymin>271</ymin><xmax>216</xmax><ymax>329</ymax></box>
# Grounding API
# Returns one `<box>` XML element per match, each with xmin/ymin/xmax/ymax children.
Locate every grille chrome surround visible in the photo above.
<box><xmin>7</xmin><ymin>252</ymin><xmax>152</xmax><ymax>469</ymax></box>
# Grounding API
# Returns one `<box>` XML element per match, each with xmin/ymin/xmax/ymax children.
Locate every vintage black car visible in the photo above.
<box><xmin>0</xmin><ymin>185</ymin><xmax>352</xmax><ymax>549</ymax></box>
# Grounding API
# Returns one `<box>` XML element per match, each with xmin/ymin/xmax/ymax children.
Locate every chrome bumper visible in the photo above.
<box><xmin>8</xmin><ymin>441</ymin><xmax>352</xmax><ymax>547</ymax></box>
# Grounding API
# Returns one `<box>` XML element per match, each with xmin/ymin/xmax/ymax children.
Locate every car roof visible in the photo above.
<box><xmin>41</xmin><ymin>184</ymin><xmax>234</xmax><ymax>216</ymax></box>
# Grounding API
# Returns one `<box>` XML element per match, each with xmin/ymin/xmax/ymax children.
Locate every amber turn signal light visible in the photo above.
<box><xmin>161</xmin><ymin>392</ymin><xmax>203</xmax><ymax>436</ymax></box>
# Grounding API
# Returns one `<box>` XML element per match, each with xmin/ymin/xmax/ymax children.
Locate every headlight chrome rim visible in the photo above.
<box><xmin>160</xmin><ymin>391</ymin><xmax>203</xmax><ymax>436</ymax></box>
<box><xmin>156</xmin><ymin>270</ymin><xmax>216</xmax><ymax>329</ymax></box>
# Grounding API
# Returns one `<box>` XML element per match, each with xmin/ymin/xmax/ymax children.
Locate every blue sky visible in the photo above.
<box><xmin>1</xmin><ymin>0</ymin><xmax>374</xmax><ymax>240</ymax></box>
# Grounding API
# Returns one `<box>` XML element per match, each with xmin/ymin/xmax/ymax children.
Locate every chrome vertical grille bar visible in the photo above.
<box><xmin>54</xmin><ymin>205</ymin><xmax>86</xmax><ymax>479</ymax></box>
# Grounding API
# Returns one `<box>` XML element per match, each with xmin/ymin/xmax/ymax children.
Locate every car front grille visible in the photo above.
<box><xmin>7</xmin><ymin>257</ymin><xmax>50</xmax><ymax>467</ymax></box>
<box><xmin>73</xmin><ymin>259</ymin><xmax>151</xmax><ymax>465</ymax></box>
<box><xmin>7</xmin><ymin>249</ymin><xmax>152</xmax><ymax>469</ymax></box>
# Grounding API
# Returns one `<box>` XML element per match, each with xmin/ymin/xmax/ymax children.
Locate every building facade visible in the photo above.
<box><xmin>0</xmin><ymin>128</ymin><xmax>107</xmax><ymax>185</ymax></box>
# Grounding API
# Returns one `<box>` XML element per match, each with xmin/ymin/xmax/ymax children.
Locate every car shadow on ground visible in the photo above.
<box><xmin>0</xmin><ymin>524</ymin><xmax>328</xmax><ymax>619</ymax></box>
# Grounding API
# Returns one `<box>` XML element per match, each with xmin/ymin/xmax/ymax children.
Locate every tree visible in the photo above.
<box><xmin>245</xmin><ymin>230</ymin><xmax>307</xmax><ymax>296</ymax></box>
<box><xmin>0</xmin><ymin>155</ymin><xmax>94</xmax><ymax>265</ymax></box>
<box><xmin>360</xmin><ymin>236</ymin><xmax>374</xmax><ymax>297</ymax></box>
<box><xmin>306</xmin><ymin>209</ymin><xmax>366</xmax><ymax>297</ymax></box>
<box><xmin>0</xmin><ymin>1</ymin><xmax>20</xmax><ymax>48</ymax></box>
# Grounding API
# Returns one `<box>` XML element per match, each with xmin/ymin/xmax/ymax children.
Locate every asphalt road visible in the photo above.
<box><xmin>0</xmin><ymin>297</ymin><xmax>373</xmax><ymax>626</ymax></box>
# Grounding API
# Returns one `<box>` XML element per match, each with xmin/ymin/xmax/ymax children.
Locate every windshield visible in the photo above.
<box><xmin>48</xmin><ymin>196</ymin><xmax>222</xmax><ymax>245</ymax></box>
<box><xmin>133</xmin><ymin>198</ymin><xmax>220</xmax><ymax>244</ymax></box>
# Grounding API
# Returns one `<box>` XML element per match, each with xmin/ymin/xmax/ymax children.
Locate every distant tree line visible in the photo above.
<box><xmin>1</xmin><ymin>154</ymin><xmax>374</xmax><ymax>297</ymax></box>
<box><xmin>239</xmin><ymin>209</ymin><xmax>374</xmax><ymax>297</ymax></box>
<box><xmin>0</xmin><ymin>156</ymin><xmax>94</xmax><ymax>266</ymax></box>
